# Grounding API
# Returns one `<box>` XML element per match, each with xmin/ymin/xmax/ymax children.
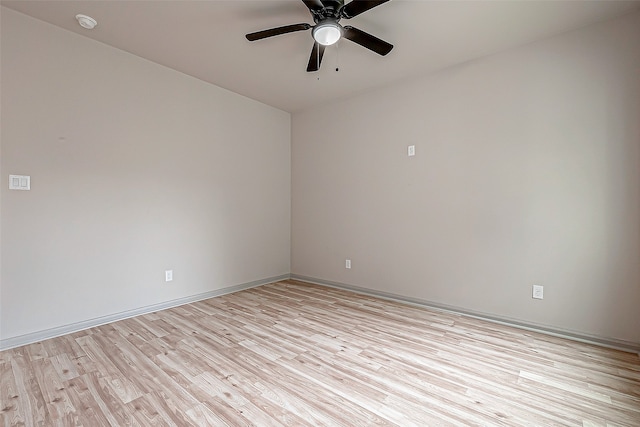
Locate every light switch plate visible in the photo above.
<box><xmin>9</xmin><ymin>175</ymin><xmax>30</xmax><ymax>190</ymax></box>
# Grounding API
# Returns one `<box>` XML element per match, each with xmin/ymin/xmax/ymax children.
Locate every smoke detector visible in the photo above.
<box><xmin>75</xmin><ymin>14</ymin><xmax>97</xmax><ymax>30</ymax></box>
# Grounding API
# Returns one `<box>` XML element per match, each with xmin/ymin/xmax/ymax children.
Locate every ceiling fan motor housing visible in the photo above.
<box><xmin>309</xmin><ymin>0</ymin><xmax>344</xmax><ymax>21</ymax></box>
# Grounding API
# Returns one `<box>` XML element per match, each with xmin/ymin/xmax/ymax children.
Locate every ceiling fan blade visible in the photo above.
<box><xmin>342</xmin><ymin>25</ymin><xmax>393</xmax><ymax>56</ymax></box>
<box><xmin>306</xmin><ymin>42</ymin><xmax>326</xmax><ymax>72</ymax></box>
<box><xmin>341</xmin><ymin>0</ymin><xmax>390</xmax><ymax>19</ymax></box>
<box><xmin>246</xmin><ymin>23</ymin><xmax>311</xmax><ymax>41</ymax></box>
<box><xmin>302</xmin><ymin>0</ymin><xmax>325</xmax><ymax>12</ymax></box>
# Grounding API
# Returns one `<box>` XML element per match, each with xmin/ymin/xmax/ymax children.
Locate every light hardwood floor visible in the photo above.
<box><xmin>1</xmin><ymin>280</ymin><xmax>639</xmax><ymax>426</ymax></box>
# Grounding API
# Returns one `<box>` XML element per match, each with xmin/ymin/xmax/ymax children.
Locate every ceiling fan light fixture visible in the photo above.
<box><xmin>312</xmin><ymin>22</ymin><xmax>342</xmax><ymax>46</ymax></box>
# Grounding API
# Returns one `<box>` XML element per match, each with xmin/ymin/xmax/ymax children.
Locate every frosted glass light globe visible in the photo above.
<box><xmin>313</xmin><ymin>23</ymin><xmax>342</xmax><ymax>46</ymax></box>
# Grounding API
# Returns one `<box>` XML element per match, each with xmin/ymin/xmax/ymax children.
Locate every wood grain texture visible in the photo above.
<box><xmin>1</xmin><ymin>280</ymin><xmax>639</xmax><ymax>426</ymax></box>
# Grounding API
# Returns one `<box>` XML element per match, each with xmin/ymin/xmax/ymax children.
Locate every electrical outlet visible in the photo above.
<box><xmin>165</xmin><ymin>270</ymin><xmax>173</xmax><ymax>282</ymax></box>
<box><xmin>532</xmin><ymin>285</ymin><xmax>543</xmax><ymax>300</ymax></box>
<box><xmin>345</xmin><ymin>259</ymin><xmax>351</xmax><ymax>269</ymax></box>
<box><xmin>408</xmin><ymin>145</ymin><xmax>415</xmax><ymax>157</ymax></box>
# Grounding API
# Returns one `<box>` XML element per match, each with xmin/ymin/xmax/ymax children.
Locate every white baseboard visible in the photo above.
<box><xmin>0</xmin><ymin>274</ymin><xmax>290</xmax><ymax>351</ymax></box>
<box><xmin>290</xmin><ymin>274</ymin><xmax>640</xmax><ymax>354</ymax></box>
<box><xmin>4</xmin><ymin>273</ymin><xmax>638</xmax><ymax>355</ymax></box>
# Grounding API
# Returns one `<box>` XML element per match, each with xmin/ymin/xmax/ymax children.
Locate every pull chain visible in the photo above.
<box><xmin>317</xmin><ymin>45</ymin><xmax>321</xmax><ymax>80</ymax></box>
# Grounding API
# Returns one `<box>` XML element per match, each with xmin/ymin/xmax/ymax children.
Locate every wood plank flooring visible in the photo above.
<box><xmin>1</xmin><ymin>280</ymin><xmax>639</xmax><ymax>426</ymax></box>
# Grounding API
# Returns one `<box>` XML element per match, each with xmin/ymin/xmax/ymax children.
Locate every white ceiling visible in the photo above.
<box><xmin>3</xmin><ymin>0</ymin><xmax>639</xmax><ymax>113</ymax></box>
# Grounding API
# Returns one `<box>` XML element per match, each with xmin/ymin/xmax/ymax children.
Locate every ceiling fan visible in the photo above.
<box><xmin>245</xmin><ymin>0</ymin><xmax>393</xmax><ymax>72</ymax></box>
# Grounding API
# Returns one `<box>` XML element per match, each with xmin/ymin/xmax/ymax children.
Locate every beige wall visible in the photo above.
<box><xmin>292</xmin><ymin>11</ymin><xmax>640</xmax><ymax>344</ymax></box>
<box><xmin>1</xmin><ymin>8</ymin><xmax>291</xmax><ymax>342</ymax></box>
<box><xmin>2</xmin><ymin>6</ymin><xmax>639</xmax><ymax>348</ymax></box>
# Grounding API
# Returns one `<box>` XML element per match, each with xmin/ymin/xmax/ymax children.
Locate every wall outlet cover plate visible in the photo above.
<box><xmin>532</xmin><ymin>285</ymin><xmax>544</xmax><ymax>299</ymax></box>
